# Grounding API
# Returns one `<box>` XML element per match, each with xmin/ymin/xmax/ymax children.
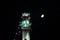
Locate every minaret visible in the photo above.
<box><xmin>19</xmin><ymin>13</ymin><xmax>31</xmax><ymax>40</ymax></box>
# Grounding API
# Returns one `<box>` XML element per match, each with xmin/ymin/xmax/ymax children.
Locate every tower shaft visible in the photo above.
<box><xmin>22</xmin><ymin>30</ymin><xmax>30</xmax><ymax>40</ymax></box>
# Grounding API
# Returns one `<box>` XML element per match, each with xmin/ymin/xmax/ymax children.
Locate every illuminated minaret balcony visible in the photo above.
<box><xmin>19</xmin><ymin>13</ymin><xmax>32</xmax><ymax>40</ymax></box>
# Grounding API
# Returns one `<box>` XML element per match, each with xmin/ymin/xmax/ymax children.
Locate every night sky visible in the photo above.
<box><xmin>8</xmin><ymin>0</ymin><xmax>56</xmax><ymax>40</ymax></box>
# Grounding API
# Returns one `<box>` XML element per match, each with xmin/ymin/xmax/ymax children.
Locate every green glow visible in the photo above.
<box><xmin>20</xmin><ymin>20</ymin><xmax>30</xmax><ymax>27</ymax></box>
<box><xmin>22</xmin><ymin>20</ymin><xmax>29</xmax><ymax>24</ymax></box>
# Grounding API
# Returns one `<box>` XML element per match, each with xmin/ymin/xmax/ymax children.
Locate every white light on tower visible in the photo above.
<box><xmin>22</xmin><ymin>13</ymin><xmax>30</xmax><ymax>16</ymax></box>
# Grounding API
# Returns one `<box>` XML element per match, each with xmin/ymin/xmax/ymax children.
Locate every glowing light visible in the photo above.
<box><xmin>20</xmin><ymin>20</ymin><xmax>30</xmax><ymax>27</ymax></box>
<box><xmin>41</xmin><ymin>14</ymin><xmax>44</xmax><ymax>18</ymax></box>
<box><xmin>22</xmin><ymin>13</ymin><xmax>30</xmax><ymax>16</ymax></box>
<box><xmin>24</xmin><ymin>24</ymin><xmax>27</xmax><ymax>27</ymax></box>
<box><xmin>26</xmin><ymin>20</ymin><xmax>29</xmax><ymax>24</ymax></box>
<box><xmin>24</xmin><ymin>21</ymin><xmax>25</xmax><ymax>24</ymax></box>
<box><xmin>26</xmin><ymin>32</ymin><xmax>30</xmax><ymax>40</ymax></box>
<box><xmin>22</xmin><ymin>31</ymin><xmax>30</xmax><ymax>40</ymax></box>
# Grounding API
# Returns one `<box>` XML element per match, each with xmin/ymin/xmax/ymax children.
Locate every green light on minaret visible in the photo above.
<box><xmin>22</xmin><ymin>20</ymin><xmax>29</xmax><ymax>24</ymax></box>
<box><xmin>20</xmin><ymin>20</ymin><xmax>30</xmax><ymax>27</ymax></box>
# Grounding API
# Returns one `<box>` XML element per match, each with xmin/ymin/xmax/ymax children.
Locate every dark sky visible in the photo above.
<box><xmin>8</xmin><ymin>0</ymin><xmax>56</xmax><ymax>40</ymax></box>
